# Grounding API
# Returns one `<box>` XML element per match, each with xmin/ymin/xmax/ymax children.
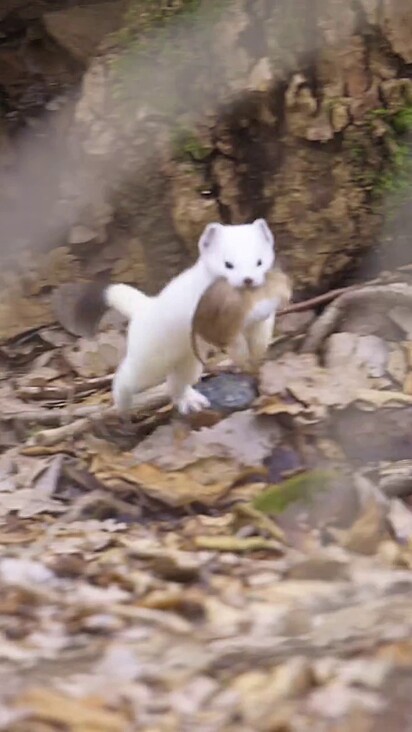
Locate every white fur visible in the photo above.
<box><xmin>105</xmin><ymin>283</ymin><xmax>149</xmax><ymax>319</ymax></box>
<box><xmin>106</xmin><ymin>219</ymin><xmax>276</xmax><ymax>415</ymax></box>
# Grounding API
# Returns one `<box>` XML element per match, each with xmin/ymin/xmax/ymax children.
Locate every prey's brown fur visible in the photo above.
<box><xmin>191</xmin><ymin>268</ymin><xmax>292</xmax><ymax>365</ymax></box>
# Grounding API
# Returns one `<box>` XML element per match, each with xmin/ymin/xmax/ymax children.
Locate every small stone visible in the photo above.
<box><xmin>312</xmin><ymin>657</ymin><xmax>339</xmax><ymax>685</ymax></box>
<box><xmin>196</xmin><ymin>373</ymin><xmax>258</xmax><ymax>413</ymax></box>
<box><xmin>247</xmin><ymin>57</ymin><xmax>273</xmax><ymax>92</ymax></box>
<box><xmin>270</xmin><ymin>657</ymin><xmax>314</xmax><ymax>699</ymax></box>
<box><xmin>285</xmin><ymin>556</ymin><xmax>349</xmax><ymax>581</ymax></box>
<box><xmin>378</xmin><ymin>540</ymin><xmax>403</xmax><ymax>566</ymax></box>
<box><xmin>338</xmin><ymin>500</ymin><xmax>388</xmax><ymax>555</ymax></box>
<box><xmin>325</xmin><ymin>332</ymin><xmax>388</xmax><ymax>378</ymax></box>
<box><xmin>339</xmin><ymin>658</ymin><xmax>391</xmax><ymax>689</ymax></box>
<box><xmin>331</xmin><ymin>101</ymin><xmax>350</xmax><ymax>132</ymax></box>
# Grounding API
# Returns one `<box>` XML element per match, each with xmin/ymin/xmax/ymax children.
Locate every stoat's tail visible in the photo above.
<box><xmin>71</xmin><ymin>279</ymin><xmax>150</xmax><ymax>338</ymax></box>
<box><xmin>105</xmin><ymin>284</ymin><xmax>149</xmax><ymax>320</ymax></box>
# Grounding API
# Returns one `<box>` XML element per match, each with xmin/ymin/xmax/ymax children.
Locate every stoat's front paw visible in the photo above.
<box><xmin>177</xmin><ymin>388</ymin><xmax>210</xmax><ymax>415</ymax></box>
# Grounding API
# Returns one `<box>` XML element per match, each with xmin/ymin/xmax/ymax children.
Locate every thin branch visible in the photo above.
<box><xmin>278</xmin><ymin>285</ymin><xmax>357</xmax><ymax>316</ymax></box>
<box><xmin>17</xmin><ymin>375</ymin><xmax>113</xmax><ymax>401</ymax></box>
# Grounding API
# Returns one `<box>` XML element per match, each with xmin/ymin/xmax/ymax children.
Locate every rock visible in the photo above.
<box><xmin>276</xmin><ymin>310</ymin><xmax>315</xmax><ymax>335</ymax></box>
<box><xmin>43</xmin><ymin>3</ymin><xmax>125</xmax><ymax>64</ymax></box>
<box><xmin>68</xmin><ymin>224</ymin><xmax>99</xmax><ymax>246</ymax></box>
<box><xmin>285</xmin><ymin>556</ymin><xmax>349</xmax><ymax>581</ymax></box>
<box><xmin>196</xmin><ymin>374</ymin><xmax>258</xmax><ymax>413</ymax></box>
<box><xmin>232</xmin><ymin>658</ymin><xmax>314</xmax><ymax>725</ymax></box>
<box><xmin>169</xmin><ymin>163</ymin><xmax>220</xmax><ymax>258</ymax></box>
<box><xmin>337</xmin><ymin>500</ymin><xmax>388</xmax><ymax>555</ymax></box>
<box><xmin>389</xmin><ymin>306</ymin><xmax>412</xmax><ymax>339</ymax></box>
<box><xmin>247</xmin><ymin>57</ymin><xmax>273</xmax><ymax>92</ymax></box>
<box><xmin>388</xmin><ymin>499</ymin><xmax>412</xmax><ymax>543</ymax></box>
<box><xmin>334</xmin><ymin>406</ymin><xmax>412</xmax><ymax>464</ymax></box>
<box><xmin>387</xmin><ymin>348</ymin><xmax>407</xmax><ymax>384</ymax></box>
<box><xmin>378</xmin><ymin>461</ymin><xmax>412</xmax><ymax>499</ymax></box>
<box><xmin>330</xmin><ymin>101</ymin><xmax>350</xmax><ymax>132</ymax></box>
<box><xmin>308</xmin><ymin>682</ymin><xmax>384</xmax><ymax>718</ymax></box>
<box><xmin>325</xmin><ymin>332</ymin><xmax>388</xmax><ymax>379</ymax></box>
<box><xmin>378</xmin><ymin>0</ymin><xmax>412</xmax><ymax>63</ymax></box>
<box><xmin>380</xmin><ymin>78</ymin><xmax>412</xmax><ymax>111</ymax></box>
<box><xmin>338</xmin><ymin>658</ymin><xmax>391</xmax><ymax>689</ymax></box>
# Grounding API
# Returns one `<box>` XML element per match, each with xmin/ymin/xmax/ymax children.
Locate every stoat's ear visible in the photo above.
<box><xmin>253</xmin><ymin>218</ymin><xmax>275</xmax><ymax>248</ymax></box>
<box><xmin>198</xmin><ymin>222</ymin><xmax>221</xmax><ymax>254</ymax></box>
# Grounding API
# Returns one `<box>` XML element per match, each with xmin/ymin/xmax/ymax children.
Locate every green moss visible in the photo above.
<box><xmin>344</xmin><ymin>103</ymin><xmax>412</xmax><ymax>201</ymax></box>
<box><xmin>369</xmin><ymin>104</ymin><xmax>412</xmax><ymax>198</ymax></box>
<box><xmin>171</xmin><ymin>127</ymin><xmax>212</xmax><ymax>162</ymax></box>
<box><xmin>253</xmin><ymin>469</ymin><xmax>336</xmax><ymax>515</ymax></box>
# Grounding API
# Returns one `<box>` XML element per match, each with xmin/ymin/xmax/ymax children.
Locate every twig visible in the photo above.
<box><xmin>302</xmin><ymin>283</ymin><xmax>412</xmax><ymax>353</ymax></box>
<box><xmin>278</xmin><ymin>265</ymin><xmax>412</xmax><ymax>318</ymax></box>
<box><xmin>234</xmin><ymin>503</ymin><xmax>286</xmax><ymax>542</ymax></box>
<box><xmin>194</xmin><ymin>536</ymin><xmax>283</xmax><ymax>552</ymax></box>
<box><xmin>26</xmin><ymin>384</ymin><xmax>170</xmax><ymax>446</ymax></box>
<box><xmin>17</xmin><ymin>375</ymin><xmax>113</xmax><ymax>401</ymax></box>
<box><xmin>64</xmin><ymin>490</ymin><xmax>141</xmax><ymax>522</ymax></box>
<box><xmin>34</xmin><ymin>418</ymin><xmax>92</xmax><ymax>446</ymax></box>
<box><xmin>278</xmin><ymin>285</ymin><xmax>356</xmax><ymax>316</ymax></box>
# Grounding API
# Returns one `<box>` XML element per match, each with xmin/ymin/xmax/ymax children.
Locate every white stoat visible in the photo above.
<box><xmin>97</xmin><ymin>219</ymin><xmax>276</xmax><ymax>414</ymax></box>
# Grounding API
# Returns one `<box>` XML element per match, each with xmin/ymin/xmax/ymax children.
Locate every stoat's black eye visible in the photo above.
<box><xmin>225</xmin><ymin>261</ymin><xmax>234</xmax><ymax>269</ymax></box>
<box><xmin>257</xmin><ymin>259</ymin><xmax>262</xmax><ymax>266</ymax></box>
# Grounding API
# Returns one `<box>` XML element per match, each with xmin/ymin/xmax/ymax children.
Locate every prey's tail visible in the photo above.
<box><xmin>105</xmin><ymin>284</ymin><xmax>149</xmax><ymax>320</ymax></box>
<box><xmin>71</xmin><ymin>278</ymin><xmax>150</xmax><ymax>338</ymax></box>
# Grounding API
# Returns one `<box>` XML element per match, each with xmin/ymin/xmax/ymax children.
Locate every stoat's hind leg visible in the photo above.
<box><xmin>112</xmin><ymin>360</ymin><xmax>135</xmax><ymax>414</ymax></box>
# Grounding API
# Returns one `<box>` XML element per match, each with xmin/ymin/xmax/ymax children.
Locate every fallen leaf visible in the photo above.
<box><xmin>64</xmin><ymin>330</ymin><xmax>125</xmax><ymax>377</ymax></box>
<box><xmin>91</xmin><ymin>449</ymin><xmax>231</xmax><ymax>507</ymax></box>
<box><xmin>133</xmin><ymin>410</ymin><xmax>282</xmax><ymax>469</ymax></box>
<box><xmin>15</xmin><ymin>687</ymin><xmax>127</xmax><ymax>732</ymax></box>
<box><xmin>325</xmin><ymin>332</ymin><xmax>388</xmax><ymax>379</ymax></box>
<box><xmin>19</xmin><ymin>455</ymin><xmax>64</xmax><ymax>518</ymax></box>
<box><xmin>260</xmin><ymin>353</ymin><xmax>369</xmax><ymax>409</ymax></box>
<box><xmin>354</xmin><ymin>388</ymin><xmax>412</xmax><ymax>409</ymax></box>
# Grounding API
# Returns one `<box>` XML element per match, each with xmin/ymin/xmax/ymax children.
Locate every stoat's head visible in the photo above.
<box><xmin>198</xmin><ymin>219</ymin><xmax>275</xmax><ymax>288</ymax></box>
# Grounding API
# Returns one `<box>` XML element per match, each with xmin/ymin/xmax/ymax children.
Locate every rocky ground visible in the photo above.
<box><xmin>1</xmin><ymin>269</ymin><xmax>412</xmax><ymax>730</ymax></box>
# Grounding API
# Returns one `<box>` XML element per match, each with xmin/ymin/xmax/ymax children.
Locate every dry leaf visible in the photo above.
<box><xmin>16</xmin><ymin>687</ymin><xmax>127</xmax><ymax>732</ymax></box>
<box><xmin>91</xmin><ymin>449</ymin><xmax>231</xmax><ymax>507</ymax></box>
<box><xmin>133</xmin><ymin>411</ymin><xmax>281</xmax><ymax>469</ymax></box>
<box><xmin>336</xmin><ymin>500</ymin><xmax>388</xmax><ymax>554</ymax></box>
<box><xmin>64</xmin><ymin>330</ymin><xmax>125</xmax><ymax>377</ymax></box>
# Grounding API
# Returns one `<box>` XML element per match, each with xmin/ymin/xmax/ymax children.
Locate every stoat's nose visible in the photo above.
<box><xmin>243</xmin><ymin>277</ymin><xmax>253</xmax><ymax>286</ymax></box>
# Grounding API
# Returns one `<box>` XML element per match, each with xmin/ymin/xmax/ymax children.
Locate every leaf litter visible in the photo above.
<box><xmin>1</xmin><ymin>273</ymin><xmax>412</xmax><ymax>728</ymax></box>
